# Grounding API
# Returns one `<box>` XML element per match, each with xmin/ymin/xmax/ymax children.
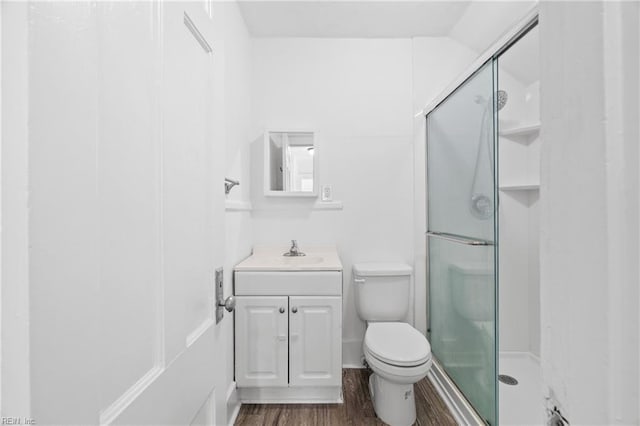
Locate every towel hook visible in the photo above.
<box><xmin>224</xmin><ymin>177</ymin><xmax>239</xmax><ymax>195</ymax></box>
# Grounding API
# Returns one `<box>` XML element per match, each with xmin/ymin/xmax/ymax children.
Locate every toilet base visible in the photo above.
<box><xmin>369</xmin><ymin>373</ymin><xmax>416</xmax><ymax>426</ymax></box>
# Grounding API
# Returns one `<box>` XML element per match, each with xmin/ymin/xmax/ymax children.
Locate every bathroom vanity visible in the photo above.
<box><xmin>233</xmin><ymin>246</ymin><xmax>343</xmax><ymax>403</ymax></box>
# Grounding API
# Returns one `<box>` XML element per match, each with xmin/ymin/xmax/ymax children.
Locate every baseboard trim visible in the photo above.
<box><xmin>342</xmin><ymin>338</ymin><xmax>364</xmax><ymax>367</ymax></box>
<box><xmin>427</xmin><ymin>358</ymin><xmax>484</xmax><ymax>426</ymax></box>
<box><xmin>342</xmin><ymin>363</ymin><xmax>366</xmax><ymax>369</ymax></box>
<box><xmin>238</xmin><ymin>386</ymin><xmax>342</xmax><ymax>404</ymax></box>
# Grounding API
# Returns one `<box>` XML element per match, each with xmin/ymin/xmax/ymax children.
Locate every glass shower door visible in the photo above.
<box><xmin>426</xmin><ymin>61</ymin><xmax>498</xmax><ymax>425</ymax></box>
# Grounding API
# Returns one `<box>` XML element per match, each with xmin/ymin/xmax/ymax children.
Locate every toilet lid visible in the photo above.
<box><xmin>364</xmin><ymin>323</ymin><xmax>431</xmax><ymax>367</ymax></box>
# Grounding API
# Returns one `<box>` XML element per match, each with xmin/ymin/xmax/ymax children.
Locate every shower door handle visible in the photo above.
<box><xmin>426</xmin><ymin>231</ymin><xmax>494</xmax><ymax>246</ymax></box>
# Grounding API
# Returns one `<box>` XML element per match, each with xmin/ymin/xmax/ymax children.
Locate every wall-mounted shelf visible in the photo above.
<box><xmin>225</xmin><ymin>200</ymin><xmax>253</xmax><ymax>212</ymax></box>
<box><xmin>313</xmin><ymin>201</ymin><xmax>343</xmax><ymax>210</ymax></box>
<box><xmin>499</xmin><ymin>184</ymin><xmax>540</xmax><ymax>191</ymax></box>
<box><xmin>499</xmin><ymin>122</ymin><xmax>541</xmax><ymax>140</ymax></box>
<box><xmin>251</xmin><ymin>200</ymin><xmax>344</xmax><ymax>212</ymax></box>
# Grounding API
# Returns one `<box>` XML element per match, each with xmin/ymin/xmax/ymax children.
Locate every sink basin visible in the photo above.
<box><xmin>279</xmin><ymin>256</ymin><xmax>324</xmax><ymax>265</ymax></box>
<box><xmin>234</xmin><ymin>246</ymin><xmax>342</xmax><ymax>271</ymax></box>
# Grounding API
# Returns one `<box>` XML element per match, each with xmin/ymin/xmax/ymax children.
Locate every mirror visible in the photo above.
<box><xmin>264</xmin><ymin>131</ymin><xmax>317</xmax><ymax>196</ymax></box>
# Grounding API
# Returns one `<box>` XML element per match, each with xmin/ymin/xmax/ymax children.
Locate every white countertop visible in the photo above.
<box><xmin>234</xmin><ymin>245</ymin><xmax>343</xmax><ymax>272</ymax></box>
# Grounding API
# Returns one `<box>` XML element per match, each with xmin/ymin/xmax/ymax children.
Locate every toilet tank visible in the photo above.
<box><xmin>353</xmin><ymin>263</ymin><xmax>412</xmax><ymax>321</ymax></box>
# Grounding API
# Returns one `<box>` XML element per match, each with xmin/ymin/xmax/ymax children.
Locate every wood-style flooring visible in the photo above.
<box><xmin>234</xmin><ymin>369</ymin><xmax>457</xmax><ymax>426</ymax></box>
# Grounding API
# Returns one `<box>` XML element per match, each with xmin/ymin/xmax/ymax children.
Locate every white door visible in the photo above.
<box><xmin>289</xmin><ymin>296</ymin><xmax>342</xmax><ymax>387</ymax></box>
<box><xmin>101</xmin><ymin>3</ymin><xmax>222</xmax><ymax>425</ymax></box>
<box><xmin>23</xmin><ymin>2</ymin><xmax>224</xmax><ymax>424</ymax></box>
<box><xmin>235</xmin><ymin>296</ymin><xmax>289</xmax><ymax>388</ymax></box>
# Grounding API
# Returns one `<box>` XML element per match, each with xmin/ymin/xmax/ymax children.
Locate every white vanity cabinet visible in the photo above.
<box><xmin>235</xmin><ymin>296</ymin><xmax>289</xmax><ymax>388</ymax></box>
<box><xmin>233</xmin><ymin>270</ymin><xmax>343</xmax><ymax>403</ymax></box>
<box><xmin>288</xmin><ymin>296</ymin><xmax>341</xmax><ymax>387</ymax></box>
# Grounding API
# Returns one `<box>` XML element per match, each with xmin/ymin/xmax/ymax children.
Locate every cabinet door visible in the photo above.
<box><xmin>289</xmin><ymin>296</ymin><xmax>342</xmax><ymax>387</ymax></box>
<box><xmin>235</xmin><ymin>296</ymin><xmax>289</xmax><ymax>387</ymax></box>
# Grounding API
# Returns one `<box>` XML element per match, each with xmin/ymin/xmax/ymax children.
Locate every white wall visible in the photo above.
<box><xmin>1</xmin><ymin>1</ymin><xmax>251</xmax><ymax>424</ymax></box>
<box><xmin>539</xmin><ymin>1</ymin><xmax>639</xmax><ymax>423</ymax></box>
<box><xmin>497</xmin><ymin>66</ymin><xmax>541</xmax><ymax>356</ymax></box>
<box><xmin>250</xmin><ymin>38</ymin><xmax>414</xmax><ymax>366</ymax></box>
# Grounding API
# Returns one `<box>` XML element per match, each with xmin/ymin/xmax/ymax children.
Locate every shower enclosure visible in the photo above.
<box><xmin>426</xmin><ymin>60</ymin><xmax>499</xmax><ymax>425</ymax></box>
<box><xmin>425</xmin><ymin>14</ymin><xmax>538</xmax><ymax>426</ymax></box>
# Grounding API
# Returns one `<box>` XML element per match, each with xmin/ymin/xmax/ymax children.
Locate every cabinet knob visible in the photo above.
<box><xmin>291</xmin><ymin>307</ymin><xmax>298</xmax><ymax>313</ymax></box>
<box><xmin>279</xmin><ymin>307</ymin><xmax>285</xmax><ymax>314</ymax></box>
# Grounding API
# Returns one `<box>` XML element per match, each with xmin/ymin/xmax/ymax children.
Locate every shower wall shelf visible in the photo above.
<box><xmin>499</xmin><ymin>122</ymin><xmax>541</xmax><ymax>140</ymax></box>
<box><xmin>499</xmin><ymin>183</ymin><xmax>540</xmax><ymax>191</ymax></box>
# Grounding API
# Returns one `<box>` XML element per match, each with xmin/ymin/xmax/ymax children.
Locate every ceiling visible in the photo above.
<box><xmin>448</xmin><ymin>1</ymin><xmax>537</xmax><ymax>52</ymax></box>
<box><xmin>237</xmin><ymin>0</ymin><xmax>539</xmax><ymax>85</ymax></box>
<box><xmin>237</xmin><ymin>1</ymin><xmax>472</xmax><ymax>38</ymax></box>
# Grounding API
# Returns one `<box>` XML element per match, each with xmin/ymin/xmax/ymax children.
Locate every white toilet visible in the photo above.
<box><xmin>353</xmin><ymin>263</ymin><xmax>432</xmax><ymax>426</ymax></box>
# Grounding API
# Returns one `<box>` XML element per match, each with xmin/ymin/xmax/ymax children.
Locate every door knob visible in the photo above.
<box><xmin>279</xmin><ymin>307</ymin><xmax>285</xmax><ymax>314</ymax></box>
<box><xmin>291</xmin><ymin>307</ymin><xmax>298</xmax><ymax>313</ymax></box>
<box><xmin>218</xmin><ymin>296</ymin><xmax>235</xmax><ymax>312</ymax></box>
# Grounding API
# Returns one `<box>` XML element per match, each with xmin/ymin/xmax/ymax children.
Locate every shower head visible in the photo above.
<box><xmin>497</xmin><ymin>90</ymin><xmax>508</xmax><ymax>111</ymax></box>
<box><xmin>474</xmin><ymin>90</ymin><xmax>508</xmax><ymax>111</ymax></box>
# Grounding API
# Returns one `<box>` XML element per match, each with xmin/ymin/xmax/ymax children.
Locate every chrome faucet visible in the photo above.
<box><xmin>284</xmin><ymin>240</ymin><xmax>305</xmax><ymax>257</ymax></box>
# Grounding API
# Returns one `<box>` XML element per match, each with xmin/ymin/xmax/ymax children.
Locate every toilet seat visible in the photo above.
<box><xmin>364</xmin><ymin>345</ymin><xmax>432</xmax><ymax>383</ymax></box>
<box><xmin>364</xmin><ymin>322</ymin><xmax>431</xmax><ymax>367</ymax></box>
